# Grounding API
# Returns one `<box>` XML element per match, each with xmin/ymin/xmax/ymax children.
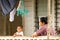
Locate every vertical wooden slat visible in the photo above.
<box><xmin>4</xmin><ymin>16</ymin><xmax>7</xmax><ymax>36</ymax></box>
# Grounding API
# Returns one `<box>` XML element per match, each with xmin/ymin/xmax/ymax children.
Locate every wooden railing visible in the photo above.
<box><xmin>0</xmin><ymin>36</ymin><xmax>59</xmax><ymax>40</ymax></box>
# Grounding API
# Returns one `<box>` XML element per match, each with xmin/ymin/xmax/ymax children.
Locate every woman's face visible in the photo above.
<box><xmin>39</xmin><ymin>21</ymin><xmax>44</xmax><ymax>27</ymax></box>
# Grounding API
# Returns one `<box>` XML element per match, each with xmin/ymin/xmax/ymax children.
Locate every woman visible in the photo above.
<box><xmin>32</xmin><ymin>17</ymin><xmax>56</xmax><ymax>37</ymax></box>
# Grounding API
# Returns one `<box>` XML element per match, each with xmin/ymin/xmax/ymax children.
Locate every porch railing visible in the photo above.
<box><xmin>0</xmin><ymin>36</ymin><xmax>59</xmax><ymax>40</ymax></box>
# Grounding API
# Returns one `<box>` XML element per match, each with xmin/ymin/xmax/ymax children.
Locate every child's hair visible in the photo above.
<box><xmin>17</xmin><ymin>25</ymin><xmax>23</xmax><ymax>29</ymax></box>
<box><xmin>40</xmin><ymin>17</ymin><xmax>47</xmax><ymax>24</ymax></box>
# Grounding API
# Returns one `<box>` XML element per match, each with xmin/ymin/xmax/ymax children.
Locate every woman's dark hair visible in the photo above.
<box><xmin>40</xmin><ymin>17</ymin><xmax>47</xmax><ymax>24</ymax></box>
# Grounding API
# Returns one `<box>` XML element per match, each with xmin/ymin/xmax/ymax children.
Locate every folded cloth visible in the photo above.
<box><xmin>0</xmin><ymin>0</ymin><xmax>17</xmax><ymax>16</ymax></box>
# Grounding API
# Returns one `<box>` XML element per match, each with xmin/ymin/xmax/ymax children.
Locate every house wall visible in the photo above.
<box><xmin>22</xmin><ymin>0</ymin><xmax>55</xmax><ymax>36</ymax></box>
<box><xmin>0</xmin><ymin>12</ymin><xmax>6</xmax><ymax>36</ymax></box>
<box><xmin>37</xmin><ymin>0</ymin><xmax>47</xmax><ymax>17</ymax></box>
<box><xmin>23</xmin><ymin>0</ymin><xmax>48</xmax><ymax>36</ymax></box>
<box><xmin>22</xmin><ymin>0</ymin><xmax>36</xmax><ymax>36</ymax></box>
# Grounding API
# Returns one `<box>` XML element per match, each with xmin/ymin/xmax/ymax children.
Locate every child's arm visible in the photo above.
<box><xmin>17</xmin><ymin>34</ymin><xmax>22</xmax><ymax>36</ymax></box>
<box><xmin>13</xmin><ymin>33</ymin><xmax>17</xmax><ymax>37</ymax></box>
<box><xmin>13</xmin><ymin>33</ymin><xmax>22</xmax><ymax>37</ymax></box>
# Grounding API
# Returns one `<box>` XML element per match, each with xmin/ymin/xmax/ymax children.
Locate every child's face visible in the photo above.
<box><xmin>17</xmin><ymin>26</ymin><xmax>22</xmax><ymax>32</ymax></box>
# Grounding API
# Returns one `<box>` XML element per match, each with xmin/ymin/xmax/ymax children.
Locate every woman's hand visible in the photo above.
<box><xmin>32</xmin><ymin>32</ymin><xmax>37</xmax><ymax>38</ymax></box>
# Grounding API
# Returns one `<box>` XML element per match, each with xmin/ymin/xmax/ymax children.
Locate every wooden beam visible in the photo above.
<box><xmin>47</xmin><ymin>0</ymin><xmax>51</xmax><ymax>39</ymax></box>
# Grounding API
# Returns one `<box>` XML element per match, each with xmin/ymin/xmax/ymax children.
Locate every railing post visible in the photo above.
<box><xmin>47</xmin><ymin>0</ymin><xmax>51</xmax><ymax>39</ymax></box>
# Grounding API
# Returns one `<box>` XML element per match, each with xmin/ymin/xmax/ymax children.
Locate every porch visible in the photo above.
<box><xmin>0</xmin><ymin>0</ymin><xmax>60</xmax><ymax>39</ymax></box>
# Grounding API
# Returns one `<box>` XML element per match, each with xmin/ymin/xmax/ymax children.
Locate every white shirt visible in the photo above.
<box><xmin>16</xmin><ymin>31</ymin><xmax>23</xmax><ymax>36</ymax></box>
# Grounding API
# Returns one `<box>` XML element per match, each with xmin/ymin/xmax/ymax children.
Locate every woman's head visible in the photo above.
<box><xmin>39</xmin><ymin>17</ymin><xmax>47</xmax><ymax>27</ymax></box>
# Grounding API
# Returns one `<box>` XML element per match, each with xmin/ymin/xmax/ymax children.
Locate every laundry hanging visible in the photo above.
<box><xmin>9</xmin><ymin>8</ymin><xmax>16</xmax><ymax>22</ymax></box>
<box><xmin>0</xmin><ymin>0</ymin><xmax>17</xmax><ymax>16</ymax></box>
<box><xmin>17</xmin><ymin>0</ymin><xmax>29</xmax><ymax>16</ymax></box>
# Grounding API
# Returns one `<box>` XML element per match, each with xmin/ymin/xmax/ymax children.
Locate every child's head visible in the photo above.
<box><xmin>17</xmin><ymin>25</ymin><xmax>23</xmax><ymax>32</ymax></box>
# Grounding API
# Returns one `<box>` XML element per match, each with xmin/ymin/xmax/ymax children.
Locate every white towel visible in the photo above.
<box><xmin>9</xmin><ymin>8</ymin><xmax>16</xmax><ymax>22</ymax></box>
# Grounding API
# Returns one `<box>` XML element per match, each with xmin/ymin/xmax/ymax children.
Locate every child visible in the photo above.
<box><xmin>13</xmin><ymin>25</ymin><xmax>23</xmax><ymax>37</ymax></box>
